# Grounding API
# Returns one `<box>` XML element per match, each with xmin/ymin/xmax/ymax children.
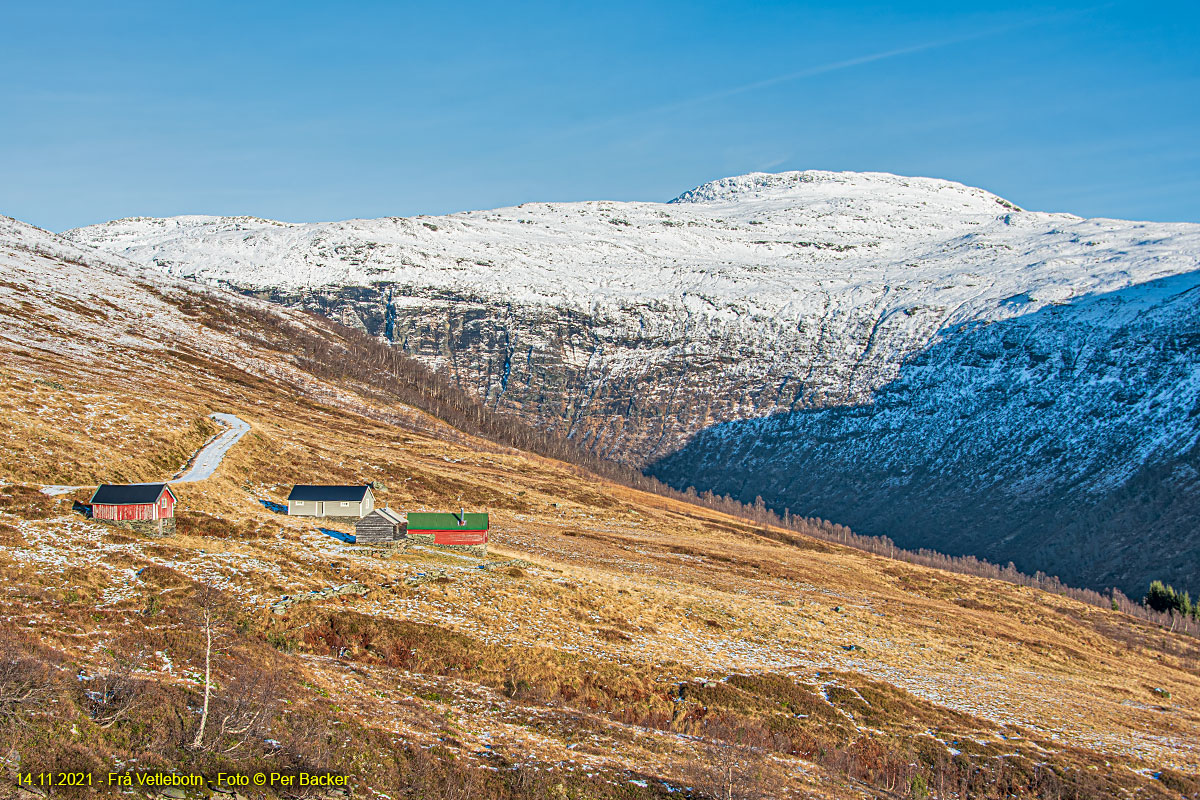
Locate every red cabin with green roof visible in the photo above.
<box><xmin>406</xmin><ymin>510</ymin><xmax>489</xmax><ymax>546</ymax></box>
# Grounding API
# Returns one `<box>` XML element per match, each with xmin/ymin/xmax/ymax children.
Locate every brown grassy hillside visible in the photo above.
<box><xmin>1</xmin><ymin>220</ymin><xmax>1198</xmax><ymax>799</ymax></box>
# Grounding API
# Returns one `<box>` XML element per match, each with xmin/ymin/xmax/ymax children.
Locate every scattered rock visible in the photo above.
<box><xmin>271</xmin><ymin>582</ymin><xmax>368</xmax><ymax>614</ymax></box>
<box><xmin>475</xmin><ymin>558</ymin><xmax>532</xmax><ymax>572</ymax></box>
<box><xmin>405</xmin><ymin>569</ymin><xmax>449</xmax><ymax>587</ymax></box>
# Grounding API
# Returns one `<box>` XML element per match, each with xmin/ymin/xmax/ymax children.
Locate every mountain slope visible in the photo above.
<box><xmin>64</xmin><ymin>171</ymin><xmax>1200</xmax><ymax>594</ymax></box>
<box><xmin>4</xmin><ymin>214</ymin><xmax>1200</xmax><ymax>797</ymax></box>
<box><xmin>651</xmin><ymin>271</ymin><xmax>1200</xmax><ymax>594</ymax></box>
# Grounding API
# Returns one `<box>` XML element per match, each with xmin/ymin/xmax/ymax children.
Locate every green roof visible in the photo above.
<box><xmin>407</xmin><ymin>512</ymin><xmax>489</xmax><ymax>532</ymax></box>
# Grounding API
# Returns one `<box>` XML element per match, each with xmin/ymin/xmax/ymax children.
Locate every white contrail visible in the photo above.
<box><xmin>580</xmin><ymin>6</ymin><xmax>1109</xmax><ymax>129</ymax></box>
<box><xmin>652</xmin><ymin>37</ymin><xmax>978</xmax><ymax>115</ymax></box>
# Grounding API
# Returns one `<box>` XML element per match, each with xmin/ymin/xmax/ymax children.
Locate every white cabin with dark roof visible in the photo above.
<box><xmin>286</xmin><ymin>485</ymin><xmax>375</xmax><ymax>518</ymax></box>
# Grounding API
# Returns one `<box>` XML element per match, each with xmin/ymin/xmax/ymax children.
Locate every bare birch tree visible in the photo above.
<box><xmin>191</xmin><ymin>581</ymin><xmax>222</xmax><ymax>749</ymax></box>
<box><xmin>187</xmin><ymin>581</ymin><xmax>279</xmax><ymax>753</ymax></box>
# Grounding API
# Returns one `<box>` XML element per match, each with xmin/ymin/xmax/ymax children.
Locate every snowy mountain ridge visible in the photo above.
<box><xmin>668</xmin><ymin>169</ymin><xmax>1022</xmax><ymax>207</ymax></box>
<box><xmin>62</xmin><ymin>168</ymin><xmax>1200</xmax><ymax>452</ymax></box>
<box><xmin>63</xmin><ymin>170</ymin><xmax>1200</xmax><ymax>594</ymax></box>
<box><xmin>67</xmin><ymin>170</ymin><xmax>1197</xmax><ymax>317</ymax></box>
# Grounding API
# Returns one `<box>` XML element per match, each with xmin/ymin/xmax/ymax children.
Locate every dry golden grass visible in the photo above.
<box><xmin>0</xmin><ymin>285</ymin><xmax>1197</xmax><ymax>798</ymax></box>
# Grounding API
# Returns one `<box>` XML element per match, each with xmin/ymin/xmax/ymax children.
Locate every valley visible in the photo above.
<box><xmin>0</xmin><ymin>213</ymin><xmax>1198</xmax><ymax>797</ymax></box>
<box><xmin>65</xmin><ymin>171</ymin><xmax>1200</xmax><ymax>597</ymax></box>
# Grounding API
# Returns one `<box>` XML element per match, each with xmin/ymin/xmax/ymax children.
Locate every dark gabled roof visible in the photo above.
<box><xmin>89</xmin><ymin>483</ymin><xmax>175</xmax><ymax>505</ymax></box>
<box><xmin>287</xmin><ymin>485</ymin><xmax>371</xmax><ymax>502</ymax></box>
<box><xmin>407</xmin><ymin>512</ymin><xmax>489</xmax><ymax>532</ymax></box>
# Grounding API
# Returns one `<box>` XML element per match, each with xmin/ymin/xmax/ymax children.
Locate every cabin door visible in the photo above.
<box><xmin>316</xmin><ymin>501</ymin><xmax>325</xmax><ymax>516</ymax></box>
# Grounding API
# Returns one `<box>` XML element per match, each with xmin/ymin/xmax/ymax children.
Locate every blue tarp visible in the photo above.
<box><xmin>318</xmin><ymin>527</ymin><xmax>355</xmax><ymax>544</ymax></box>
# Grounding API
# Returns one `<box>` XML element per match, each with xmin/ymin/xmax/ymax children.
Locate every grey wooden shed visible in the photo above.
<box><xmin>354</xmin><ymin>508</ymin><xmax>406</xmax><ymax>544</ymax></box>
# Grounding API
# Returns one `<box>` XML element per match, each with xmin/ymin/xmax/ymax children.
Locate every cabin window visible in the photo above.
<box><xmin>295</xmin><ymin>501</ymin><xmax>305</xmax><ymax>506</ymax></box>
<box><xmin>340</xmin><ymin>501</ymin><xmax>350</xmax><ymax>507</ymax></box>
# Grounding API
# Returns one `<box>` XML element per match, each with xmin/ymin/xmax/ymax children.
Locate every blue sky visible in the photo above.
<box><xmin>2</xmin><ymin>1</ymin><xmax>1197</xmax><ymax>231</ymax></box>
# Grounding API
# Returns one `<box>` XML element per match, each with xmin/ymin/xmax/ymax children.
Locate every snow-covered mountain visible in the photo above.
<box><xmin>65</xmin><ymin>171</ymin><xmax>1200</xmax><ymax>594</ymax></box>
<box><xmin>651</xmin><ymin>269</ymin><xmax>1200</xmax><ymax>595</ymax></box>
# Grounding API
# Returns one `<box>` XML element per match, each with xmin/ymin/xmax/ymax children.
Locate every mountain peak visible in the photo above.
<box><xmin>670</xmin><ymin>169</ymin><xmax>1023</xmax><ymax>212</ymax></box>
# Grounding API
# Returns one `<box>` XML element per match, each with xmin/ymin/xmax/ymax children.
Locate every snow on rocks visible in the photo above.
<box><xmin>60</xmin><ymin>171</ymin><xmax>1200</xmax><ymax>482</ymax></box>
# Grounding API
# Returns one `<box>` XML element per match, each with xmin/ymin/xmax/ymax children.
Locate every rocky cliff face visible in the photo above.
<box><xmin>65</xmin><ymin>171</ymin><xmax>1200</xmax><ymax>593</ymax></box>
<box><xmin>241</xmin><ymin>279</ymin><xmax>915</xmax><ymax>463</ymax></box>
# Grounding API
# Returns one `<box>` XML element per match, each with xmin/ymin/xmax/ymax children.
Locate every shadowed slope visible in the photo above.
<box><xmin>650</xmin><ymin>272</ymin><xmax>1200</xmax><ymax>597</ymax></box>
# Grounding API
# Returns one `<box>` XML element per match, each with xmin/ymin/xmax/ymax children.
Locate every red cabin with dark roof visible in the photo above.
<box><xmin>89</xmin><ymin>483</ymin><xmax>176</xmax><ymax>522</ymax></box>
